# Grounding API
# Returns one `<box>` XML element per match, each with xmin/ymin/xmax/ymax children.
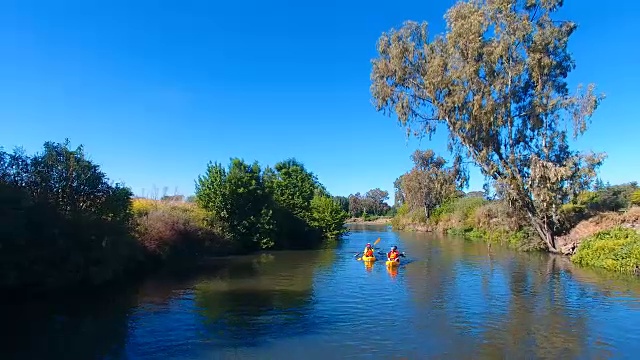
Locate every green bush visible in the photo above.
<box><xmin>431</xmin><ymin>196</ymin><xmax>487</xmax><ymax>227</ymax></box>
<box><xmin>196</xmin><ymin>159</ymin><xmax>275</xmax><ymax>251</ymax></box>
<box><xmin>631</xmin><ymin>190</ymin><xmax>640</xmax><ymax>206</ymax></box>
<box><xmin>132</xmin><ymin>200</ymin><xmax>228</xmax><ymax>262</ymax></box>
<box><xmin>584</xmin><ymin>183</ymin><xmax>638</xmax><ymax>212</ymax></box>
<box><xmin>196</xmin><ymin>157</ymin><xmax>349</xmax><ymax>251</ymax></box>
<box><xmin>309</xmin><ymin>196</ymin><xmax>349</xmax><ymax>240</ymax></box>
<box><xmin>571</xmin><ymin>227</ymin><xmax>640</xmax><ymax>273</ymax></box>
<box><xmin>0</xmin><ymin>141</ymin><xmax>140</xmax><ymax>292</ymax></box>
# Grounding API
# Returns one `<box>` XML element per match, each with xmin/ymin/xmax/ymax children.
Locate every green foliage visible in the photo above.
<box><xmin>347</xmin><ymin>189</ymin><xmax>391</xmax><ymax>217</ymax></box>
<box><xmin>309</xmin><ymin>196</ymin><xmax>349</xmax><ymax>240</ymax></box>
<box><xmin>430</xmin><ymin>196</ymin><xmax>486</xmax><ymax>227</ymax></box>
<box><xmin>196</xmin><ymin>159</ymin><xmax>275</xmax><ymax>251</ymax></box>
<box><xmin>390</xmin><ymin>203</ymin><xmax>429</xmax><ymax>230</ymax></box>
<box><xmin>592</xmin><ymin>182</ymin><xmax>638</xmax><ymax>211</ymax></box>
<box><xmin>132</xmin><ymin>199</ymin><xmax>229</xmax><ymax>262</ymax></box>
<box><xmin>559</xmin><ymin>184</ymin><xmax>640</xmax><ymax>231</ymax></box>
<box><xmin>632</xmin><ymin>190</ymin><xmax>640</xmax><ymax>206</ymax></box>
<box><xmin>264</xmin><ymin>159</ymin><xmax>318</xmax><ymax>221</ymax></box>
<box><xmin>400</xmin><ymin>149</ymin><xmax>468</xmax><ymax>219</ymax></box>
<box><xmin>385</xmin><ymin>206</ymin><xmax>397</xmax><ymax>217</ymax></box>
<box><xmin>195</xmin><ymin>157</ymin><xmax>348</xmax><ymax>251</ymax></box>
<box><xmin>371</xmin><ymin>0</ymin><xmax>605</xmax><ymax>252</ymax></box>
<box><xmin>0</xmin><ymin>141</ymin><xmax>140</xmax><ymax>292</ymax></box>
<box><xmin>332</xmin><ymin>195</ymin><xmax>349</xmax><ymax>213</ymax></box>
<box><xmin>571</xmin><ymin>227</ymin><xmax>640</xmax><ymax>273</ymax></box>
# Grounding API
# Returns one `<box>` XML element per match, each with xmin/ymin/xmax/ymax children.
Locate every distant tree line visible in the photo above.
<box><xmin>330</xmin><ymin>188</ymin><xmax>393</xmax><ymax>218</ymax></box>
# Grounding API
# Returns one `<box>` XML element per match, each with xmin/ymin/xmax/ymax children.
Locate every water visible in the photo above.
<box><xmin>3</xmin><ymin>224</ymin><xmax>640</xmax><ymax>359</ymax></box>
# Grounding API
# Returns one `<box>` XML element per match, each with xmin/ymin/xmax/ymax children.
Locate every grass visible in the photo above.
<box><xmin>131</xmin><ymin>198</ymin><xmax>232</xmax><ymax>262</ymax></box>
<box><xmin>571</xmin><ymin>227</ymin><xmax>640</xmax><ymax>273</ymax></box>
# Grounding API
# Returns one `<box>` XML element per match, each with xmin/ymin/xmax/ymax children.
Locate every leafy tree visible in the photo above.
<box><xmin>263</xmin><ymin>158</ymin><xmax>318</xmax><ymax>221</ymax></box>
<box><xmin>196</xmin><ymin>159</ymin><xmax>275</xmax><ymax>250</ymax></box>
<box><xmin>594</xmin><ymin>182</ymin><xmax>638</xmax><ymax>211</ymax></box>
<box><xmin>393</xmin><ymin>175</ymin><xmax>405</xmax><ymax>207</ymax></box>
<box><xmin>347</xmin><ymin>189</ymin><xmax>391</xmax><ymax>217</ymax></box>
<box><xmin>401</xmin><ymin>149</ymin><xmax>467</xmax><ymax>218</ymax></box>
<box><xmin>332</xmin><ymin>195</ymin><xmax>349</xmax><ymax>213</ymax></box>
<box><xmin>365</xmin><ymin>188</ymin><xmax>390</xmax><ymax>215</ymax></box>
<box><xmin>371</xmin><ymin>0</ymin><xmax>605</xmax><ymax>252</ymax></box>
<box><xmin>348</xmin><ymin>192</ymin><xmax>363</xmax><ymax>217</ymax></box>
<box><xmin>309</xmin><ymin>196</ymin><xmax>349</xmax><ymax>240</ymax></box>
<box><xmin>263</xmin><ymin>159</ymin><xmax>324</xmax><ymax>248</ymax></box>
<box><xmin>593</xmin><ymin>178</ymin><xmax>605</xmax><ymax>191</ymax></box>
<box><xmin>0</xmin><ymin>141</ymin><xmax>137</xmax><ymax>291</ymax></box>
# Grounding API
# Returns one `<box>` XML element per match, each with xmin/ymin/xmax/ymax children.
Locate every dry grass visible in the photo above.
<box><xmin>132</xmin><ymin>198</ymin><xmax>232</xmax><ymax>260</ymax></box>
<box><xmin>557</xmin><ymin>207</ymin><xmax>640</xmax><ymax>255</ymax></box>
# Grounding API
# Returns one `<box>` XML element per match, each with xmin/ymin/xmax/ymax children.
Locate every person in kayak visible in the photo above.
<box><xmin>363</xmin><ymin>243</ymin><xmax>375</xmax><ymax>257</ymax></box>
<box><xmin>387</xmin><ymin>246</ymin><xmax>402</xmax><ymax>262</ymax></box>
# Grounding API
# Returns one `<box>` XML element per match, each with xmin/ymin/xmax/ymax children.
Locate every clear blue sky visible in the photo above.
<box><xmin>1</xmin><ymin>0</ymin><xmax>639</xmax><ymax>203</ymax></box>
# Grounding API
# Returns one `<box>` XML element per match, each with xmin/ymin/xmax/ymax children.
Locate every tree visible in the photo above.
<box><xmin>592</xmin><ymin>178</ymin><xmax>605</xmax><ymax>191</ymax></box>
<box><xmin>371</xmin><ymin>0</ymin><xmax>605</xmax><ymax>252</ymax></box>
<box><xmin>401</xmin><ymin>149</ymin><xmax>467</xmax><ymax>218</ymax></box>
<box><xmin>348</xmin><ymin>192</ymin><xmax>363</xmax><ymax>217</ymax></box>
<box><xmin>347</xmin><ymin>189</ymin><xmax>391</xmax><ymax>217</ymax></box>
<box><xmin>332</xmin><ymin>195</ymin><xmax>349</xmax><ymax>213</ymax></box>
<box><xmin>0</xmin><ymin>141</ymin><xmax>136</xmax><ymax>291</ymax></box>
<box><xmin>263</xmin><ymin>158</ymin><xmax>318</xmax><ymax>222</ymax></box>
<box><xmin>393</xmin><ymin>175</ymin><xmax>405</xmax><ymax>207</ymax></box>
<box><xmin>364</xmin><ymin>188</ymin><xmax>390</xmax><ymax>215</ymax></box>
<box><xmin>263</xmin><ymin>158</ymin><xmax>331</xmax><ymax>248</ymax></box>
<box><xmin>309</xmin><ymin>196</ymin><xmax>349</xmax><ymax>240</ymax></box>
<box><xmin>196</xmin><ymin>159</ymin><xmax>275</xmax><ymax>250</ymax></box>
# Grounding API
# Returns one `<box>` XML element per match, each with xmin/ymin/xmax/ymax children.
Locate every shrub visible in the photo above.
<box><xmin>309</xmin><ymin>196</ymin><xmax>349</xmax><ymax>240</ymax></box>
<box><xmin>632</xmin><ymin>190</ymin><xmax>640</xmax><ymax>206</ymax></box>
<box><xmin>132</xmin><ymin>200</ymin><xmax>226</xmax><ymax>261</ymax></box>
<box><xmin>431</xmin><ymin>196</ymin><xmax>487</xmax><ymax>229</ymax></box>
<box><xmin>0</xmin><ymin>141</ymin><xmax>140</xmax><ymax>291</ymax></box>
<box><xmin>196</xmin><ymin>159</ymin><xmax>275</xmax><ymax>251</ymax></box>
<box><xmin>571</xmin><ymin>227</ymin><xmax>640</xmax><ymax>273</ymax></box>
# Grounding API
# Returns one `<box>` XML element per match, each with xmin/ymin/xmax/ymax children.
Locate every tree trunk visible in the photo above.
<box><xmin>530</xmin><ymin>215</ymin><xmax>558</xmax><ymax>253</ymax></box>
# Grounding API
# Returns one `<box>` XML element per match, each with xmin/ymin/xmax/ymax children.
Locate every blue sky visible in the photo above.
<box><xmin>1</xmin><ymin>0</ymin><xmax>639</xmax><ymax>203</ymax></box>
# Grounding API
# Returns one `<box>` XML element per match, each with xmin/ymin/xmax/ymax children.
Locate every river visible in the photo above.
<box><xmin>2</xmin><ymin>224</ymin><xmax>640</xmax><ymax>359</ymax></box>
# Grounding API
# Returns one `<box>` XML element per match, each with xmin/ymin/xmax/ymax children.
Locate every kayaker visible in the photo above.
<box><xmin>363</xmin><ymin>243</ymin><xmax>374</xmax><ymax>257</ymax></box>
<box><xmin>387</xmin><ymin>246</ymin><xmax>401</xmax><ymax>262</ymax></box>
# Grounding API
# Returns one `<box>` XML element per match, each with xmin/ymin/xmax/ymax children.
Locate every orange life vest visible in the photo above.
<box><xmin>364</xmin><ymin>248</ymin><xmax>374</xmax><ymax>257</ymax></box>
<box><xmin>388</xmin><ymin>250</ymin><xmax>399</xmax><ymax>259</ymax></box>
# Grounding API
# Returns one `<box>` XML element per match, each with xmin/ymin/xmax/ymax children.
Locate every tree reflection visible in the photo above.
<box><xmin>193</xmin><ymin>250</ymin><xmax>334</xmax><ymax>347</ymax></box>
<box><xmin>400</xmin><ymin>232</ymin><xmax>605</xmax><ymax>358</ymax></box>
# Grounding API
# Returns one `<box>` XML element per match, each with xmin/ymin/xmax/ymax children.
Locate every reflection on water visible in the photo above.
<box><xmin>1</xmin><ymin>224</ymin><xmax>640</xmax><ymax>359</ymax></box>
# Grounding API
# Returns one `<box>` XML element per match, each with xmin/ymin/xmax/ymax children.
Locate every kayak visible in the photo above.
<box><xmin>386</xmin><ymin>259</ymin><xmax>400</xmax><ymax>267</ymax></box>
<box><xmin>361</xmin><ymin>255</ymin><xmax>377</xmax><ymax>262</ymax></box>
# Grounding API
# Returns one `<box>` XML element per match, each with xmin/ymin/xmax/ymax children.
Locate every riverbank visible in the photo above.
<box><xmin>345</xmin><ymin>216</ymin><xmax>392</xmax><ymax>225</ymax></box>
<box><xmin>391</xmin><ymin>192</ymin><xmax>640</xmax><ymax>275</ymax></box>
<box><xmin>0</xmin><ymin>142</ymin><xmax>350</xmax><ymax>296</ymax></box>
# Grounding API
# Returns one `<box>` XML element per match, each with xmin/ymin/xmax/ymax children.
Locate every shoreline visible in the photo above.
<box><xmin>345</xmin><ymin>217</ymin><xmax>392</xmax><ymax>225</ymax></box>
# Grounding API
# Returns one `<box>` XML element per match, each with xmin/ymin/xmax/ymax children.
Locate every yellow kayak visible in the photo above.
<box><xmin>386</xmin><ymin>259</ymin><xmax>400</xmax><ymax>267</ymax></box>
<box><xmin>361</xmin><ymin>255</ymin><xmax>377</xmax><ymax>262</ymax></box>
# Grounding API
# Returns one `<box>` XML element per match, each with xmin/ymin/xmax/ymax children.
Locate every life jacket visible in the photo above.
<box><xmin>388</xmin><ymin>250</ymin><xmax>399</xmax><ymax>259</ymax></box>
<box><xmin>364</xmin><ymin>248</ymin><xmax>374</xmax><ymax>257</ymax></box>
